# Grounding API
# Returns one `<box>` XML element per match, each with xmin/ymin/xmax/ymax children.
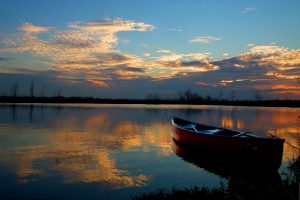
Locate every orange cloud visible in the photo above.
<box><xmin>1</xmin><ymin>19</ymin><xmax>155</xmax><ymax>85</ymax></box>
<box><xmin>196</xmin><ymin>81</ymin><xmax>210</xmax><ymax>86</ymax></box>
<box><xmin>69</xmin><ymin>18</ymin><xmax>155</xmax><ymax>32</ymax></box>
<box><xmin>87</xmin><ymin>79</ymin><xmax>109</xmax><ymax>88</ymax></box>
<box><xmin>19</xmin><ymin>22</ymin><xmax>51</xmax><ymax>33</ymax></box>
<box><xmin>273</xmin><ymin>90</ymin><xmax>300</xmax><ymax>96</ymax></box>
<box><xmin>3</xmin><ymin>19</ymin><xmax>153</xmax><ymax>67</ymax></box>
<box><xmin>53</xmin><ymin>53</ymin><xmax>143</xmax><ymax>69</ymax></box>
<box><xmin>220</xmin><ymin>80</ymin><xmax>234</xmax><ymax>86</ymax></box>
<box><xmin>272</xmin><ymin>84</ymin><xmax>300</xmax><ymax>90</ymax></box>
<box><xmin>114</xmin><ymin>70</ymin><xmax>143</xmax><ymax>80</ymax></box>
<box><xmin>2</xmin><ymin>20</ymin><xmax>300</xmax><ymax>99</ymax></box>
<box><xmin>0</xmin><ymin>114</ymin><xmax>157</xmax><ymax>186</ymax></box>
<box><xmin>150</xmin><ymin>53</ymin><xmax>219</xmax><ymax>73</ymax></box>
<box><xmin>241</xmin><ymin>45</ymin><xmax>300</xmax><ymax>69</ymax></box>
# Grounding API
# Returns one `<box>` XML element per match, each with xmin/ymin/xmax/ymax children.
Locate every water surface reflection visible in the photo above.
<box><xmin>172</xmin><ymin>140</ymin><xmax>283</xmax><ymax>199</ymax></box>
<box><xmin>0</xmin><ymin>104</ymin><xmax>299</xmax><ymax>199</ymax></box>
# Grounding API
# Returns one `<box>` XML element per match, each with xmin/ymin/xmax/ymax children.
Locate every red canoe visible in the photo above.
<box><xmin>171</xmin><ymin>117</ymin><xmax>285</xmax><ymax>170</ymax></box>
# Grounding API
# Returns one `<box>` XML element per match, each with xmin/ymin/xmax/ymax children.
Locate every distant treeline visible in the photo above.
<box><xmin>1</xmin><ymin>95</ymin><xmax>300</xmax><ymax>107</ymax></box>
<box><xmin>2</xmin><ymin>81</ymin><xmax>300</xmax><ymax>106</ymax></box>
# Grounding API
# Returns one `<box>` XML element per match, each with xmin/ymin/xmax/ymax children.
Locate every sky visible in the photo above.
<box><xmin>0</xmin><ymin>0</ymin><xmax>300</xmax><ymax>99</ymax></box>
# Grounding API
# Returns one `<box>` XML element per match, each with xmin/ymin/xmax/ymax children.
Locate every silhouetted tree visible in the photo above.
<box><xmin>231</xmin><ymin>89</ymin><xmax>236</xmax><ymax>101</ymax></box>
<box><xmin>178</xmin><ymin>90</ymin><xmax>200</xmax><ymax>101</ymax></box>
<box><xmin>54</xmin><ymin>88</ymin><xmax>62</xmax><ymax>97</ymax></box>
<box><xmin>254</xmin><ymin>90</ymin><xmax>263</xmax><ymax>101</ymax></box>
<box><xmin>145</xmin><ymin>93</ymin><xmax>161</xmax><ymax>101</ymax></box>
<box><xmin>10</xmin><ymin>83</ymin><xmax>19</xmax><ymax>97</ymax></box>
<box><xmin>29</xmin><ymin>81</ymin><xmax>34</xmax><ymax>98</ymax></box>
<box><xmin>40</xmin><ymin>85</ymin><xmax>45</xmax><ymax>97</ymax></box>
<box><xmin>218</xmin><ymin>91</ymin><xmax>224</xmax><ymax>101</ymax></box>
<box><xmin>206</xmin><ymin>95</ymin><xmax>212</xmax><ymax>101</ymax></box>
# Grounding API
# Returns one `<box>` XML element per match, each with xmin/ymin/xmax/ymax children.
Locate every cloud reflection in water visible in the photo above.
<box><xmin>0</xmin><ymin>110</ymin><xmax>173</xmax><ymax>187</ymax></box>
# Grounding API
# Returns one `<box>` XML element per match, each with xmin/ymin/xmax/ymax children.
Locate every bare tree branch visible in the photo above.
<box><xmin>10</xmin><ymin>83</ymin><xmax>18</xmax><ymax>97</ymax></box>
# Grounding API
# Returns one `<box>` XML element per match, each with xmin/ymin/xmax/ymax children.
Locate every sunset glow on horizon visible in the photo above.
<box><xmin>1</xmin><ymin>0</ymin><xmax>300</xmax><ymax>99</ymax></box>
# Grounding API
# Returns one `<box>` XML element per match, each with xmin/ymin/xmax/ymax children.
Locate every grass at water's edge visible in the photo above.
<box><xmin>132</xmin><ymin>158</ymin><xmax>300</xmax><ymax>200</ymax></box>
<box><xmin>131</xmin><ymin>181</ymin><xmax>298</xmax><ymax>200</ymax></box>
<box><xmin>132</xmin><ymin>187</ymin><xmax>225</xmax><ymax>200</ymax></box>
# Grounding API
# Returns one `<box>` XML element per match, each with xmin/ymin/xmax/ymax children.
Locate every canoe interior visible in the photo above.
<box><xmin>172</xmin><ymin>117</ymin><xmax>241</xmax><ymax>137</ymax></box>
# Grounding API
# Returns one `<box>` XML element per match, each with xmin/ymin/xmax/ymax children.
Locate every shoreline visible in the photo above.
<box><xmin>1</xmin><ymin>96</ymin><xmax>300</xmax><ymax>108</ymax></box>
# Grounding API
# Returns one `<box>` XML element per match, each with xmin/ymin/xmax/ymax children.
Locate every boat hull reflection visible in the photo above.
<box><xmin>172</xmin><ymin>140</ymin><xmax>282</xmax><ymax>190</ymax></box>
<box><xmin>172</xmin><ymin>140</ymin><xmax>280</xmax><ymax>179</ymax></box>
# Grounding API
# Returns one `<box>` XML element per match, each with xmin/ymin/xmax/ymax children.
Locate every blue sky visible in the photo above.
<box><xmin>0</xmin><ymin>0</ymin><xmax>300</xmax><ymax>99</ymax></box>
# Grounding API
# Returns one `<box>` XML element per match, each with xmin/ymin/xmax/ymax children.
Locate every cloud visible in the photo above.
<box><xmin>1</xmin><ymin>18</ymin><xmax>156</xmax><ymax>85</ymax></box>
<box><xmin>166</xmin><ymin>28</ymin><xmax>182</xmax><ymax>32</ymax></box>
<box><xmin>2</xmin><ymin>20</ymin><xmax>300</xmax><ymax>99</ymax></box>
<box><xmin>0</xmin><ymin>67</ymin><xmax>42</xmax><ymax>74</ymax></box>
<box><xmin>3</xmin><ymin>33</ymin><xmax>53</xmax><ymax>56</ymax></box>
<box><xmin>241</xmin><ymin>7</ymin><xmax>257</xmax><ymax>14</ymax></box>
<box><xmin>148</xmin><ymin>44</ymin><xmax>297</xmax><ymax>99</ymax></box>
<box><xmin>52</xmin><ymin>53</ymin><xmax>143</xmax><ymax>69</ymax></box>
<box><xmin>181</xmin><ymin>60</ymin><xmax>207</xmax><ymax>67</ymax></box>
<box><xmin>19</xmin><ymin>23</ymin><xmax>51</xmax><ymax>33</ymax></box>
<box><xmin>68</xmin><ymin>18</ymin><xmax>155</xmax><ymax>32</ymax></box>
<box><xmin>202</xmin><ymin>45</ymin><xmax>300</xmax><ymax>98</ymax></box>
<box><xmin>87</xmin><ymin>79</ymin><xmax>109</xmax><ymax>88</ymax></box>
<box><xmin>157</xmin><ymin>49</ymin><xmax>172</xmax><ymax>53</ymax></box>
<box><xmin>247</xmin><ymin>43</ymin><xmax>255</xmax><ymax>47</ymax></box>
<box><xmin>240</xmin><ymin>45</ymin><xmax>300</xmax><ymax>70</ymax></box>
<box><xmin>3</xmin><ymin>18</ymin><xmax>155</xmax><ymax>59</ymax></box>
<box><xmin>2</xmin><ymin>42</ymin><xmax>300</xmax><ymax>99</ymax></box>
<box><xmin>113</xmin><ymin>68</ymin><xmax>146</xmax><ymax>80</ymax></box>
<box><xmin>149</xmin><ymin>53</ymin><xmax>219</xmax><ymax>73</ymax></box>
<box><xmin>189</xmin><ymin>36</ymin><xmax>221</xmax><ymax>43</ymax></box>
<box><xmin>195</xmin><ymin>81</ymin><xmax>209</xmax><ymax>86</ymax></box>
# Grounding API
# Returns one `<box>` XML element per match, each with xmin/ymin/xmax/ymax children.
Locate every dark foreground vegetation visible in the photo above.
<box><xmin>133</xmin><ymin>187</ymin><xmax>225</xmax><ymax>200</ymax></box>
<box><xmin>1</xmin><ymin>95</ymin><xmax>300</xmax><ymax>107</ymax></box>
<box><xmin>132</xmin><ymin>156</ymin><xmax>300</xmax><ymax>200</ymax></box>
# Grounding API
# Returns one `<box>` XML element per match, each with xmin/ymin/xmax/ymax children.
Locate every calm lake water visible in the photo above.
<box><xmin>0</xmin><ymin>103</ymin><xmax>299</xmax><ymax>199</ymax></box>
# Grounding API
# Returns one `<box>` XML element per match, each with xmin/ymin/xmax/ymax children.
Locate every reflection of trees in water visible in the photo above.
<box><xmin>5</xmin><ymin>104</ymin><xmax>97</xmax><ymax>124</ymax></box>
<box><xmin>28</xmin><ymin>104</ymin><xmax>33</xmax><ymax>123</ymax></box>
<box><xmin>9</xmin><ymin>104</ymin><xmax>16</xmax><ymax>121</ymax></box>
<box><xmin>173</xmin><ymin>108</ymin><xmax>206</xmax><ymax>119</ymax></box>
<box><xmin>144</xmin><ymin>108</ymin><xmax>162</xmax><ymax>115</ymax></box>
<box><xmin>1</xmin><ymin>104</ymin><xmax>300</xmax><ymax>198</ymax></box>
<box><xmin>143</xmin><ymin>106</ymin><xmax>205</xmax><ymax>118</ymax></box>
<box><xmin>8</xmin><ymin>104</ymin><xmax>41</xmax><ymax>123</ymax></box>
<box><xmin>8</xmin><ymin>104</ymin><xmax>43</xmax><ymax>123</ymax></box>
